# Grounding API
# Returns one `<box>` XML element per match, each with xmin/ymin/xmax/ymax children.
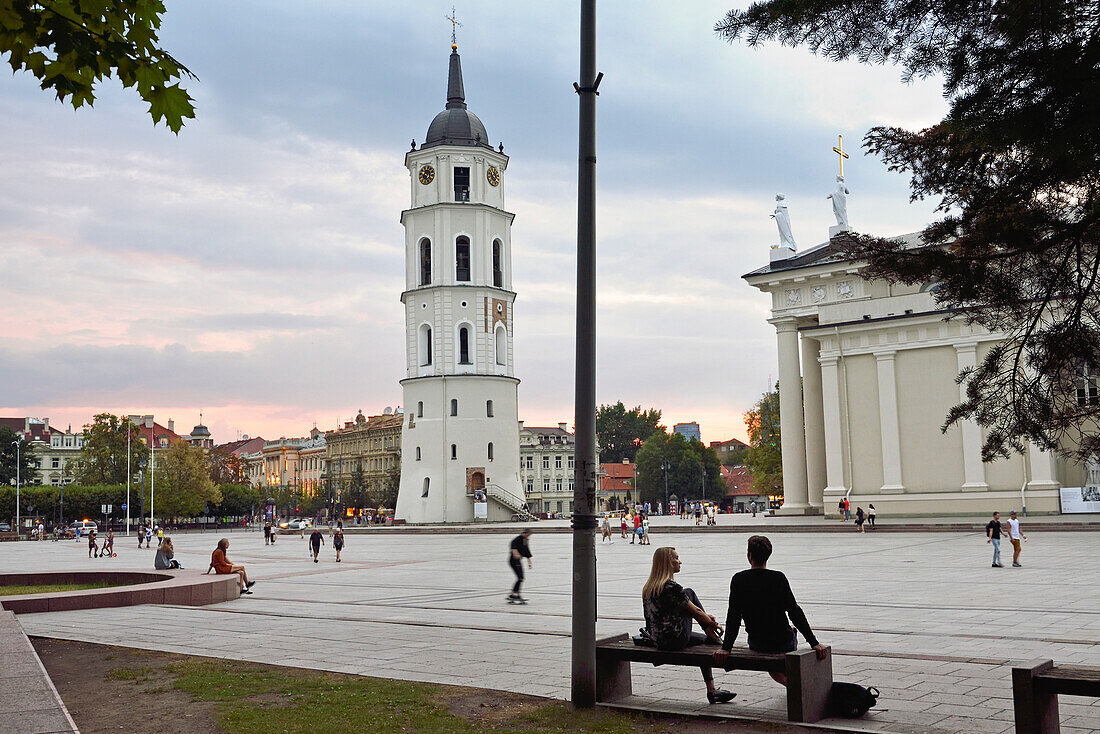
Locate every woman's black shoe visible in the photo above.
<box><xmin>707</xmin><ymin>689</ymin><xmax>736</xmax><ymax>704</ymax></box>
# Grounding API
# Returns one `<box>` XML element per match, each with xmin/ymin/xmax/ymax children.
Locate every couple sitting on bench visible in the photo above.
<box><xmin>641</xmin><ymin>535</ymin><xmax>829</xmax><ymax>704</ymax></box>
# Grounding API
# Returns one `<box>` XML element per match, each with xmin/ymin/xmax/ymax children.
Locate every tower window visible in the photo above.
<box><xmin>488</xmin><ymin>442</ymin><xmax>494</xmax><ymax>461</ymax></box>
<box><xmin>495</xmin><ymin>325</ymin><xmax>507</xmax><ymax>366</ymax></box>
<box><xmin>486</xmin><ymin>400</ymin><xmax>494</xmax><ymax>417</ymax></box>
<box><xmin>420</xmin><ymin>325</ymin><xmax>433</xmax><ymax>366</ymax></box>
<box><xmin>451</xmin><ymin>399</ymin><xmax>458</xmax><ymax>416</ymax></box>
<box><xmin>422</xmin><ymin>478</ymin><xmax>430</xmax><ymax>497</ymax></box>
<box><xmin>454</xmin><ymin>166</ymin><xmax>470</xmax><ymax>202</ymax></box>
<box><xmin>416</xmin><ymin>447</ymin><xmax>421</xmax><ymax>461</ymax></box>
<box><xmin>493</xmin><ymin>239</ymin><xmax>503</xmax><ymax>288</ymax></box>
<box><xmin>417</xmin><ymin>401</ymin><xmax>424</xmax><ymax>417</ymax></box>
<box><xmin>451</xmin><ymin>444</ymin><xmax>457</xmax><ymax>460</ymax></box>
<box><xmin>456</xmin><ymin>236</ymin><xmax>471</xmax><ymax>281</ymax></box>
<box><xmin>419</xmin><ymin>238</ymin><xmax>432</xmax><ymax>286</ymax></box>
<box><xmin>459</xmin><ymin>326</ymin><xmax>471</xmax><ymax>364</ymax></box>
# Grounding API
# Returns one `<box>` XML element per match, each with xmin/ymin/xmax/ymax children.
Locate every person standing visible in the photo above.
<box><xmin>263</xmin><ymin>521</ymin><xmax>272</xmax><ymax>546</ymax></box>
<box><xmin>986</xmin><ymin>511</ymin><xmax>1004</xmax><ymax>567</ymax></box>
<box><xmin>694</xmin><ymin>503</ymin><xmax>703</xmax><ymax>526</ymax></box>
<box><xmin>855</xmin><ymin>507</ymin><xmax>865</xmax><ymax>533</ymax></box>
<box><xmin>620</xmin><ymin>512</ymin><xmax>629</xmax><ymax>539</ymax></box>
<box><xmin>507</xmin><ymin>529</ymin><xmax>533</xmax><ymax>603</ymax></box>
<box><xmin>101</xmin><ymin>531</ymin><xmax>114</xmax><ymax>558</ymax></box>
<box><xmin>868</xmin><ymin>504</ymin><xmax>877</xmax><ymax>529</ymax></box>
<box><xmin>309</xmin><ymin>528</ymin><xmax>325</xmax><ymax>563</ymax></box>
<box><xmin>750</xmin><ymin>500</ymin><xmax>757</xmax><ymax>517</ymax></box>
<box><xmin>842</xmin><ymin>497</ymin><xmax>851</xmax><ymax>521</ymax></box>
<box><xmin>631</xmin><ymin>512</ymin><xmax>642</xmax><ymax>544</ymax></box>
<box><xmin>641</xmin><ymin>515</ymin><xmax>651</xmax><ymax>545</ymax></box>
<box><xmin>837</xmin><ymin>500</ymin><xmax>845</xmax><ymax>521</ymax></box>
<box><xmin>87</xmin><ymin>529</ymin><xmax>98</xmax><ymax>559</ymax></box>
<box><xmin>601</xmin><ymin>514</ymin><xmax>613</xmax><ymax>544</ymax></box>
<box><xmin>333</xmin><ymin>525</ymin><xmax>344</xmax><ymax>562</ymax></box>
<box><xmin>1006</xmin><ymin>510</ymin><xmax>1027</xmax><ymax>567</ymax></box>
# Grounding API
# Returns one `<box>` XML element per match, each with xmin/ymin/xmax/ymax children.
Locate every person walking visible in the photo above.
<box><xmin>507</xmin><ymin>529</ymin><xmax>533</xmax><ymax>603</ymax></box>
<box><xmin>333</xmin><ymin>525</ymin><xmax>344</xmax><ymax>562</ymax></box>
<box><xmin>601</xmin><ymin>514</ymin><xmax>614</xmax><ymax>544</ymax></box>
<box><xmin>868</xmin><ymin>504</ymin><xmax>877</xmax><ymax>529</ymax></box>
<box><xmin>263</xmin><ymin>521</ymin><xmax>271</xmax><ymax>546</ymax></box>
<box><xmin>750</xmin><ymin>500</ymin><xmax>757</xmax><ymax>517</ymax></box>
<box><xmin>145</xmin><ymin>524</ymin><xmax>153</xmax><ymax>548</ymax></box>
<box><xmin>631</xmin><ymin>512</ymin><xmax>642</xmax><ymax>544</ymax></box>
<box><xmin>713</xmin><ymin>536</ymin><xmax>829</xmax><ymax>687</ymax></box>
<box><xmin>309</xmin><ymin>528</ymin><xmax>325</xmax><ymax>563</ymax></box>
<box><xmin>855</xmin><ymin>507</ymin><xmax>865</xmax><ymax>533</ymax></box>
<box><xmin>1006</xmin><ymin>510</ymin><xmax>1027</xmax><ymax>567</ymax></box>
<box><xmin>137</xmin><ymin>523</ymin><xmax>146</xmax><ymax>549</ymax></box>
<box><xmin>156</xmin><ymin>526</ymin><xmax>164</xmax><ymax>547</ymax></box>
<box><xmin>837</xmin><ymin>500</ymin><xmax>845</xmax><ymax>521</ymax></box>
<box><xmin>641</xmin><ymin>515</ymin><xmax>651</xmax><ymax>545</ymax></box>
<box><xmin>620</xmin><ymin>512</ymin><xmax>629</xmax><ymax>539</ymax></box>
<box><xmin>694</xmin><ymin>502</ymin><xmax>703</xmax><ymax>526</ymax></box>
<box><xmin>642</xmin><ymin>547</ymin><xmax>735</xmax><ymax>704</ymax></box>
<box><xmin>986</xmin><ymin>511</ymin><xmax>1004</xmax><ymax>567</ymax></box>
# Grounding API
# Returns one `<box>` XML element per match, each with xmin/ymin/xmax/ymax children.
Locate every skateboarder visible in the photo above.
<box><xmin>508</xmin><ymin>529</ymin><xmax>533</xmax><ymax>603</ymax></box>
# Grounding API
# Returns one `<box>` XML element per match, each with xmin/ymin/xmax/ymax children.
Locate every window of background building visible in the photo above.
<box><xmin>555</xmin><ymin>456</ymin><xmax>562</xmax><ymax>469</ymax></box>
<box><xmin>544</xmin><ymin>479</ymin><xmax>550</xmax><ymax>492</ymax></box>
<box><xmin>568</xmin><ymin>455</ymin><xmax>574</xmax><ymax>469</ymax></box>
<box><xmin>556</xmin><ymin>479</ymin><xmax>563</xmax><ymax>492</ymax></box>
<box><xmin>542</xmin><ymin>456</ymin><xmax>550</xmax><ymax>470</ymax></box>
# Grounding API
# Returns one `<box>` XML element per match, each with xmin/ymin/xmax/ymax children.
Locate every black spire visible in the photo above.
<box><xmin>445</xmin><ymin>49</ymin><xmax>466</xmax><ymax>110</ymax></box>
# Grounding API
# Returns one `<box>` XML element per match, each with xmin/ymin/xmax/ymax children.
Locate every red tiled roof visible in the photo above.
<box><xmin>599</xmin><ymin>462</ymin><xmax>635</xmax><ymax>493</ymax></box>
<box><xmin>721</xmin><ymin>465</ymin><xmax>756</xmax><ymax>496</ymax></box>
<box><xmin>215</xmin><ymin>437</ymin><xmax>266</xmax><ymax>456</ymax></box>
<box><xmin>0</xmin><ymin>417</ymin><xmax>57</xmax><ymax>443</ymax></box>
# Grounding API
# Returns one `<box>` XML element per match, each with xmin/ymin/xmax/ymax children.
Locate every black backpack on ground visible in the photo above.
<box><xmin>830</xmin><ymin>682</ymin><xmax>879</xmax><ymax>717</ymax></box>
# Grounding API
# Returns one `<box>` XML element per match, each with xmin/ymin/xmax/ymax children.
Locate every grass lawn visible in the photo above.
<box><xmin>0</xmin><ymin>581</ymin><xmax>124</xmax><ymax>596</ymax></box>
<box><xmin>170</xmin><ymin>658</ymin><xmax>661</xmax><ymax>734</ymax></box>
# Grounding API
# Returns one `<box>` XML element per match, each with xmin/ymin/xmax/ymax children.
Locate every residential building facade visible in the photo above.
<box><xmin>599</xmin><ymin>460</ymin><xmax>635</xmax><ymax>512</ymax></box>
<box><xmin>519</xmin><ymin>423</ymin><xmax>575</xmax><ymax>516</ymax></box>
<box><xmin>326</xmin><ymin>410</ymin><xmax>403</xmax><ymax>506</ymax></box>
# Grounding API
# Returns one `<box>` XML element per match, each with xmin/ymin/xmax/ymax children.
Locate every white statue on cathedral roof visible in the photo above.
<box><xmin>771</xmin><ymin>193</ymin><xmax>796</xmax><ymax>249</ymax></box>
<box><xmin>828</xmin><ymin>175</ymin><xmax>850</xmax><ymax>231</ymax></box>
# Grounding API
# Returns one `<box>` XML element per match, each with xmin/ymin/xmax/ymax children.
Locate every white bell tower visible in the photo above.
<box><xmin>394</xmin><ymin>42</ymin><xmax>525</xmax><ymax>523</ymax></box>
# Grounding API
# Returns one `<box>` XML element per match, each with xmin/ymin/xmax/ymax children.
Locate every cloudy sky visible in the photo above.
<box><xmin>0</xmin><ymin>1</ymin><xmax>948</xmax><ymax>445</ymax></box>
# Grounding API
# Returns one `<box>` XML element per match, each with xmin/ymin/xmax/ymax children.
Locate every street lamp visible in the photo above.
<box><xmin>11</xmin><ymin>439</ymin><xmax>20</xmax><ymax>535</ymax></box>
<box><xmin>661</xmin><ymin>460</ymin><xmax>670</xmax><ymax>515</ymax></box>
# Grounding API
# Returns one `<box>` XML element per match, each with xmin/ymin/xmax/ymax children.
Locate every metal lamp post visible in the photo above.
<box><xmin>661</xmin><ymin>460</ymin><xmax>670</xmax><ymax>515</ymax></box>
<box><xmin>12</xmin><ymin>440</ymin><xmax>20</xmax><ymax>535</ymax></box>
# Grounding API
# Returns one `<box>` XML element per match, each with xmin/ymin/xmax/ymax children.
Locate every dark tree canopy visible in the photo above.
<box><xmin>0</xmin><ymin>426</ymin><xmax>39</xmax><ymax>486</ymax></box>
<box><xmin>719</xmin><ymin>0</ymin><xmax>1100</xmax><ymax>461</ymax></box>
<box><xmin>596</xmin><ymin>402</ymin><xmax>664</xmax><ymax>463</ymax></box>
<box><xmin>743</xmin><ymin>383</ymin><xmax>781</xmax><ymax>496</ymax></box>
<box><xmin>634</xmin><ymin>431</ymin><xmax>724</xmax><ymax>506</ymax></box>
<box><xmin>1</xmin><ymin>0</ymin><xmax>196</xmax><ymax>131</ymax></box>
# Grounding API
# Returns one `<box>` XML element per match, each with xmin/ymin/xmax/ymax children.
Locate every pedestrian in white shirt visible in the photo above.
<box><xmin>1006</xmin><ymin>510</ymin><xmax>1027</xmax><ymax>567</ymax></box>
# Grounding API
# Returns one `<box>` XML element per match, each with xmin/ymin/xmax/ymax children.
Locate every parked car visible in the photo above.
<box><xmin>69</xmin><ymin>520</ymin><xmax>98</xmax><ymax>537</ymax></box>
<box><xmin>278</xmin><ymin>518</ymin><xmax>313</xmax><ymax>530</ymax></box>
<box><xmin>0</xmin><ymin>522</ymin><xmax>11</xmax><ymax>532</ymax></box>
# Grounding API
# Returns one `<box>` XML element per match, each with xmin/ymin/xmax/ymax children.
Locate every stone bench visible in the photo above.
<box><xmin>0</xmin><ymin>610</ymin><xmax>79</xmax><ymax>732</ymax></box>
<box><xmin>1013</xmin><ymin>659</ymin><xmax>1100</xmax><ymax>734</ymax></box>
<box><xmin>595</xmin><ymin>633</ymin><xmax>832</xmax><ymax>723</ymax></box>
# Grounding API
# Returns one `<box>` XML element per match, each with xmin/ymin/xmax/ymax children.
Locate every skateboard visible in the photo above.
<box><xmin>506</xmin><ymin>596</ymin><xmax>528</xmax><ymax>605</ymax></box>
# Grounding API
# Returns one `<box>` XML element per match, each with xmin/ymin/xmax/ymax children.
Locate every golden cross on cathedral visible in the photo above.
<box><xmin>832</xmin><ymin>135</ymin><xmax>850</xmax><ymax>177</ymax></box>
<box><xmin>446</xmin><ymin>6</ymin><xmax>462</xmax><ymax>48</ymax></box>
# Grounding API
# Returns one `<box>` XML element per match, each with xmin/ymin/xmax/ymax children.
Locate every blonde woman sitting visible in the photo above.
<box><xmin>642</xmin><ymin>547</ymin><xmax>736</xmax><ymax>704</ymax></box>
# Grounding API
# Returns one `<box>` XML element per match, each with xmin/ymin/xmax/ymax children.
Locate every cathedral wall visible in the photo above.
<box><xmin>896</xmin><ymin>346</ymin><xmax>965</xmax><ymax>491</ymax></box>
<box><xmin>842</xmin><ymin>353</ymin><xmax>884</xmax><ymax>492</ymax></box>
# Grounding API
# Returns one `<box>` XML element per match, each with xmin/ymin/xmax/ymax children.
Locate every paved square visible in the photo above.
<box><xmin>7</xmin><ymin>522</ymin><xmax>1100</xmax><ymax>733</ymax></box>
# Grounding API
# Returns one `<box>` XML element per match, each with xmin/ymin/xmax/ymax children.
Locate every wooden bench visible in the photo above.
<box><xmin>595</xmin><ymin>634</ymin><xmax>833</xmax><ymax>723</ymax></box>
<box><xmin>1013</xmin><ymin>659</ymin><xmax>1100</xmax><ymax>734</ymax></box>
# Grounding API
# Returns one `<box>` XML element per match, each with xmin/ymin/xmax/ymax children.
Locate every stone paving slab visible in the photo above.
<box><xmin>9</xmin><ymin>528</ymin><xmax>1100</xmax><ymax>733</ymax></box>
<box><xmin>0</xmin><ymin>611</ymin><xmax>79</xmax><ymax>734</ymax></box>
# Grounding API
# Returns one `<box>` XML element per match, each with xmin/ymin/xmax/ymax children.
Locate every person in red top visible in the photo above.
<box><xmin>205</xmin><ymin>538</ymin><xmax>255</xmax><ymax>594</ymax></box>
<box><xmin>631</xmin><ymin>512</ymin><xmax>643</xmax><ymax>544</ymax></box>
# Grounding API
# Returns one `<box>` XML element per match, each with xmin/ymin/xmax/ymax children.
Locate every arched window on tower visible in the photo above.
<box><xmin>419</xmin><ymin>238</ymin><xmax>432</xmax><ymax>285</ymax></box>
<box><xmin>419</xmin><ymin>325</ymin><xmax>433</xmax><ymax>366</ymax></box>
<box><xmin>451</xmin><ymin>399</ymin><xmax>458</xmax><ymax>416</ymax></box>
<box><xmin>486</xmin><ymin>400</ymin><xmax>494</xmax><ymax>417</ymax></box>
<box><xmin>495</xmin><ymin>325</ymin><xmax>507</xmax><ymax>366</ymax></box>
<box><xmin>417</xmin><ymin>401</ymin><xmax>424</xmax><ymax>417</ymax></box>
<box><xmin>456</xmin><ymin>236</ymin><xmax>471</xmax><ymax>281</ymax></box>
<box><xmin>451</xmin><ymin>443</ymin><xmax>457</xmax><ymax>460</ymax></box>
<box><xmin>415</xmin><ymin>447</ymin><xmax>421</xmax><ymax>461</ymax></box>
<box><xmin>487</xmin><ymin>442</ymin><xmax>494</xmax><ymax>461</ymax></box>
<box><xmin>459</xmin><ymin>326</ymin><xmax>471</xmax><ymax>364</ymax></box>
<box><xmin>492</xmin><ymin>239</ymin><xmax>503</xmax><ymax>288</ymax></box>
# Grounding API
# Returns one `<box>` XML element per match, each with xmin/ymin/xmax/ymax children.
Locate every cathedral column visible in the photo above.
<box><xmin>1027</xmin><ymin>442</ymin><xmax>1060</xmax><ymax>491</ymax></box>
<box><xmin>875</xmin><ymin>350</ymin><xmax>905</xmax><ymax>492</ymax></box>
<box><xmin>955</xmin><ymin>342</ymin><xmax>988</xmax><ymax>489</ymax></box>
<box><xmin>802</xmin><ymin>337</ymin><xmax>826</xmax><ymax>510</ymax></box>
<box><xmin>773</xmin><ymin>318</ymin><xmax>810</xmax><ymax>513</ymax></box>
<box><xmin>820</xmin><ymin>355</ymin><xmax>846</xmax><ymax>494</ymax></box>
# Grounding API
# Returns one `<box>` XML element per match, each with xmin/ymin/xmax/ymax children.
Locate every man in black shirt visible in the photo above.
<box><xmin>713</xmin><ymin>535</ymin><xmax>828</xmax><ymax>686</ymax></box>
<box><xmin>508</xmin><ymin>529</ymin><xmax>533</xmax><ymax>602</ymax></box>
<box><xmin>985</xmin><ymin>511</ymin><xmax>1004</xmax><ymax>567</ymax></box>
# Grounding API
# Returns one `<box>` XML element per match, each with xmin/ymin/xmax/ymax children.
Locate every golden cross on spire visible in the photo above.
<box><xmin>446</xmin><ymin>6</ymin><xmax>462</xmax><ymax>49</ymax></box>
<box><xmin>832</xmin><ymin>135</ymin><xmax>850</xmax><ymax>177</ymax></box>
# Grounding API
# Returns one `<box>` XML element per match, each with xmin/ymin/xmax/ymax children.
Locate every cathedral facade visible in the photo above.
<box><xmin>745</xmin><ymin>232</ymin><xmax>1083</xmax><ymax>517</ymax></box>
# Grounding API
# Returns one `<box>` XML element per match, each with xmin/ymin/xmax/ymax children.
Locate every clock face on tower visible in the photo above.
<box><xmin>486</xmin><ymin>167</ymin><xmax>500</xmax><ymax>187</ymax></box>
<box><xmin>418</xmin><ymin>165</ymin><xmax>435</xmax><ymax>185</ymax></box>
